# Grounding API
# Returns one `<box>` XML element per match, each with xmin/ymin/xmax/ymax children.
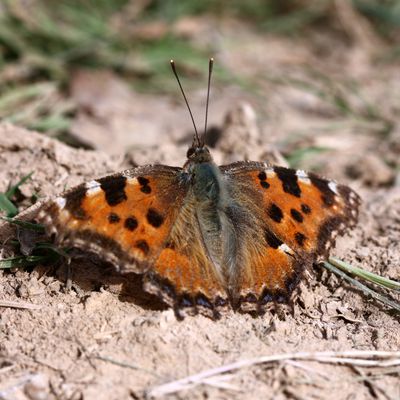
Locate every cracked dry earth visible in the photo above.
<box><xmin>0</xmin><ymin>119</ymin><xmax>399</xmax><ymax>400</ymax></box>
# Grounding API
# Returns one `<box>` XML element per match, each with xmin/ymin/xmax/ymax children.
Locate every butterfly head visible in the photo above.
<box><xmin>186</xmin><ymin>145</ymin><xmax>212</xmax><ymax>165</ymax></box>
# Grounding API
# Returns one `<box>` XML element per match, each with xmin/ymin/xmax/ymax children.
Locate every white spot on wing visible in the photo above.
<box><xmin>296</xmin><ymin>170</ymin><xmax>311</xmax><ymax>184</ymax></box>
<box><xmin>127</xmin><ymin>177</ymin><xmax>139</xmax><ymax>185</ymax></box>
<box><xmin>85</xmin><ymin>180</ymin><xmax>101</xmax><ymax>196</ymax></box>
<box><xmin>86</xmin><ymin>180</ymin><xmax>99</xmax><ymax>189</ymax></box>
<box><xmin>279</xmin><ymin>243</ymin><xmax>294</xmax><ymax>255</ymax></box>
<box><xmin>55</xmin><ymin>197</ymin><xmax>66</xmax><ymax>209</ymax></box>
<box><xmin>266</xmin><ymin>169</ymin><xmax>276</xmax><ymax>178</ymax></box>
<box><xmin>328</xmin><ymin>181</ymin><xmax>339</xmax><ymax>194</ymax></box>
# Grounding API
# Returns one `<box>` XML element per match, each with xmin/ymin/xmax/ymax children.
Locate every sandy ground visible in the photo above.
<box><xmin>0</xmin><ymin>18</ymin><xmax>400</xmax><ymax>400</ymax></box>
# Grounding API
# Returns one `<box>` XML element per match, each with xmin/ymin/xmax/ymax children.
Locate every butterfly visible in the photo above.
<box><xmin>36</xmin><ymin>59</ymin><xmax>360</xmax><ymax>319</ymax></box>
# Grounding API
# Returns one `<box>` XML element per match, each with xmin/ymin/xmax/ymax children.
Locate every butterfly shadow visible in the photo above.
<box><xmin>53</xmin><ymin>253</ymin><xmax>168</xmax><ymax>312</ymax></box>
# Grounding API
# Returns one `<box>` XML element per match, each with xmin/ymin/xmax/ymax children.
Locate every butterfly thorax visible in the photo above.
<box><xmin>183</xmin><ymin>145</ymin><xmax>223</xmax><ymax>207</ymax></box>
<box><xmin>181</xmin><ymin>145</ymin><xmax>237</xmax><ymax>282</ymax></box>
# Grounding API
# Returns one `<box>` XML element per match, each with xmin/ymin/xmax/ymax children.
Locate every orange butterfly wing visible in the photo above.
<box><xmin>221</xmin><ymin>162</ymin><xmax>360</xmax><ymax>311</ymax></box>
<box><xmin>144</xmin><ymin>193</ymin><xmax>228</xmax><ymax>318</ymax></box>
<box><xmin>38</xmin><ymin>166</ymin><xmax>186</xmax><ymax>272</ymax></box>
<box><xmin>37</xmin><ymin>165</ymin><xmax>227</xmax><ymax>318</ymax></box>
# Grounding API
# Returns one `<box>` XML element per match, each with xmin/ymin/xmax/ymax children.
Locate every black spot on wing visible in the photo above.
<box><xmin>124</xmin><ymin>216</ymin><xmax>138</xmax><ymax>231</ymax></box>
<box><xmin>264</xmin><ymin>228</ymin><xmax>283</xmax><ymax>249</ymax></box>
<box><xmin>285</xmin><ymin>271</ymin><xmax>300</xmax><ymax>294</ymax></box>
<box><xmin>137</xmin><ymin>177</ymin><xmax>149</xmax><ymax>186</ymax></box>
<box><xmin>99</xmin><ymin>175</ymin><xmax>127</xmax><ymax>206</ymax></box>
<box><xmin>301</xmin><ymin>203</ymin><xmax>311</xmax><ymax>214</ymax></box>
<box><xmin>274</xmin><ymin>166</ymin><xmax>301</xmax><ymax>198</ymax></box>
<box><xmin>317</xmin><ymin>216</ymin><xmax>342</xmax><ymax>256</ymax></box>
<box><xmin>145</xmin><ymin>273</ymin><xmax>225</xmax><ymax>320</ymax></box>
<box><xmin>258</xmin><ymin>170</ymin><xmax>270</xmax><ymax>189</ymax></box>
<box><xmin>261</xmin><ymin>181</ymin><xmax>270</xmax><ymax>189</ymax></box>
<box><xmin>147</xmin><ymin>208</ymin><xmax>164</xmax><ymax>228</ymax></box>
<box><xmin>295</xmin><ymin>232</ymin><xmax>306</xmax><ymax>246</ymax></box>
<box><xmin>275</xmin><ymin>291</ymin><xmax>290</xmax><ymax>304</ymax></box>
<box><xmin>179</xmin><ymin>294</ymin><xmax>194</xmax><ymax>308</ymax></box>
<box><xmin>138</xmin><ymin>176</ymin><xmax>151</xmax><ymax>194</ymax></box>
<box><xmin>258</xmin><ymin>171</ymin><xmax>267</xmax><ymax>181</ymax></box>
<box><xmin>268</xmin><ymin>203</ymin><xmax>283</xmax><ymax>223</ymax></box>
<box><xmin>260</xmin><ymin>289</ymin><xmax>273</xmax><ymax>305</ymax></box>
<box><xmin>215</xmin><ymin>297</ymin><xmax>228</xmax><ymax>307</ymax></box>
<box><xmin>309</xmin><ymin>174</ymin><xmax>335</xmax><ymax>206</ymax></box>
<box><xmin>195</xmin><ymin>293</ymin><xmax>213</xmax><ymax>309</ymax></box>
<box><xmin>64</xmin><ymin>184</ymin><xmax>87</xmax><ymax>219</ymax></box>
<box><xmin>165</xmin><ymin>240</ymin><xmax>175</xmax><ymax>249</ymax></box>
<box><xmin>108</xmin><ymin>212</ymin><xmax>120</xmax><ymax>224</ymax></box>
<box><xmin>135</xmin><ymin>239</ymin><xmax>150</xmax><ymax>255</ymax></box>
<box><xmin>140</xmin><ymin>185</ymin><xmax>151</xmax><ymax>194</ymax></box>
<box><xmin>242</xmin><ymin>293</ymin><xmax>258</xmax><ymax>304</ymax></box>
<box><xmin>259</xmin><ymin>287</ymin><xmax>291</xmax><ymax>305</ymax></box>
<box><xmin>290</xmin><ymin>208</ymin><xmax>304</xmax><ymax>223</ymax></box>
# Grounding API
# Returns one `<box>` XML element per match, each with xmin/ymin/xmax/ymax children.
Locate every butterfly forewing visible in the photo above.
<box><xmin>37</xmin><ymin>165</ymin><xmax>187</xmax><ymax>272</ymax></box>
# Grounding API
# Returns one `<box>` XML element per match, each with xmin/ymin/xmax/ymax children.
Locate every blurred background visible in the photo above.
<box><xmin>0</xmin><ymin>0</ymin><xmax>399</xmax><ymax>181</ymax></box>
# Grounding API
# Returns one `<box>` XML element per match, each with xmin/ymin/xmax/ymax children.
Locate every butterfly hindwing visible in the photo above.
<box><xmin>144</xmin><ymin>192</ymin><xmax>228</xmax><ymax>318</ymax></box>
<box><xmin>221</xmin><ymin>161</ymin><xmax>360</xmax><ymax>311</ymax></box>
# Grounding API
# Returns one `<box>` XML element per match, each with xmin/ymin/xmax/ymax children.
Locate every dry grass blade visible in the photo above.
<box><xmin>147</xmin><ymin>350</ymin><xmax>400</xmax><ymax>397</ymax></box>
<box><xmin>201</xmin><ymin>375</ymin><xmax>241</xmax><ymax>391</ymax></box>
<box><xmin>0</xmin><ymin>300</ymin><xmax>42</xmax><ymax>310</ymax></box>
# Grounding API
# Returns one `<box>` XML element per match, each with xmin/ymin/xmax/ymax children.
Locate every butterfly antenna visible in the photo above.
<box><xmin>202</xmin><ymin>57</ymin><xmax>214</xmax><ymax>147</ymax></box>
<box><xmin>170</xmin><ymin>60</ymin><xmax>200</xmax><ymax>147</ymax></box>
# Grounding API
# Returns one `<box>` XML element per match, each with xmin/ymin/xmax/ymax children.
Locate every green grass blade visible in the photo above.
<box><xmin>0</xmin><ymin>217</ymin><xmax>45</xmax><ymax>233</ymax></box>
<box><xmin>34</xmin><ymin>243</ymin><xmax>71</xmax><ymax>259</ymax></box>
<box><xmin>323</xmin><ymin>261</ymin><xmax>400</xmax><ymax>312</ymax></box>
<box><xmin>0</xmin><ymin>193</ymin><xmax>18</xmax><ymax>217</ymax></box>
<box><xmin>0</xmin><ymin>172</ymin><xmax>34</xmax><ymax>217</ymax></box>
<box><xmin>6</xmin><ymin>172</ymin><xmax>34</xmax><ymax>199</ymax></box>
<box><xmin>28</xmin><ymin>115</ymin><xmax>71</xmax><ymax>133</ymax></box>
<box><xmin>0</xmin><ymin>254</ymin><xmax>56</xmax><ymax>269</ymax></box>
<box><xmin>329</xmin><ymin>256</ymin><xmax>400</xmax><ymax>292</ymax></box>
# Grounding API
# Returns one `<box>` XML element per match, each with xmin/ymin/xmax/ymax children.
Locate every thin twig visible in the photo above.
<box><xmin>94</xmin><ymin>355</ymin><xmax>161</xmax><ymax>378</ymax></box>
<box><xmin>147</xmin><ymin>351</ymin><xmax>400</xmax><ymax>397</ymax></box>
